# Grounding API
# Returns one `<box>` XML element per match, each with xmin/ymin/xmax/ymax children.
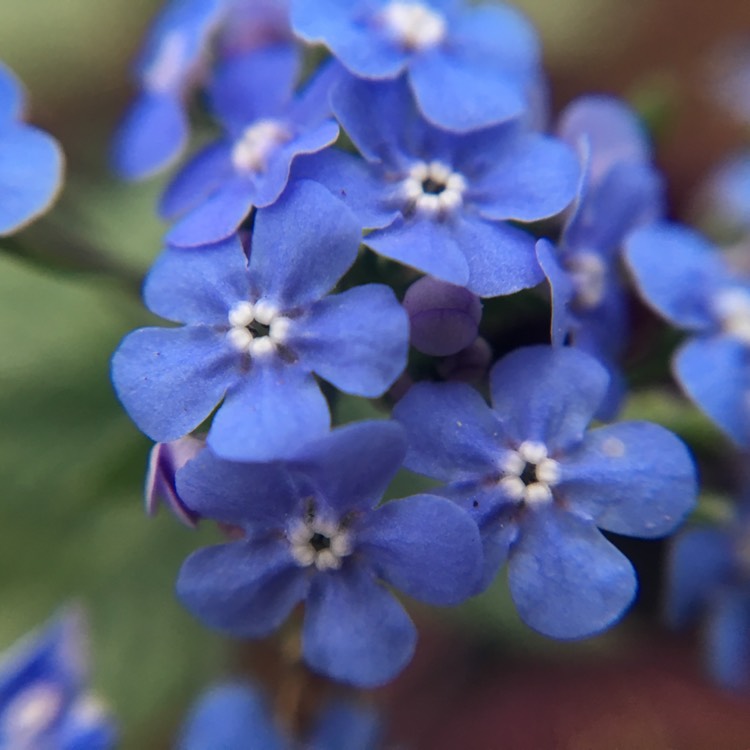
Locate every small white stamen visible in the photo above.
<box><xmin>401</xmin><ymin>161</ymin><xmax>467</xmax><ymax>218</ymax></box>
<box><xmin>3</xmin><ymin>683</ymin><xmax>63</xmax><ymax>738</ymax></box>
<box><xmin>269</xmin><ymin>317</ymin><xmax>291</xmax><ymax>344</ymax></box>
<box><xmin>535</xmin><ymin>457</ymin><xmax>561</xmax><ymax>484</ymax></box>
<box><xmin>248</xmin><ymin>337</ymin><xmax>275</xmax><ymax>358</ymax></box>
<box><xmin>252</xmin><ymin>299</ymin><xmax>278</xmax><ymax>326</ymax></box>
<box><xmin>143</xmin><ymin>31</ymin><xmax>188</xmax><ymax>93</ymax></box>
<box><xmin>714</xmin><ymin>287</ymin><xmax>750</xmax><ymax>345</ymax></box>
<box><xmin>518</xmin><ymin>441</ymin><xmax>548</xmax><ymax>465</ymax></box>
<box><xmin>231</xmin><ymin>119</ymin><xmax>290</xmax><ymax>174</ymax></box>
<box><xmin>288</xmin><ymin>514</ymin><xmax>353</xmax><ymax>571</ymax></box>
<box><xmin>601</xmin><ymin>437</ymin><xmax>626</xmax><ymax>458</ymax></box>
<box><xmin>499</xmin><ymin>475</ymin><xmax>526</xmax><ymax>500</ymax></box>
<box><xmin>227</xmin><ymin>301</ymin><xmax>255</xmax><ymax>328</ymax></box>
<box><xmin>226</xmin><ymin>300</ymin><xmax>290</xmax><ymax>356</ymax></box>
<box><xmin>499</xmin><ymin>441</ymin><xmax>560</xmax><ymax>508</ymax></box>
<box><xmin>500</xmin><ymin>451</ymin><xmax>525</xmax><ymax>476</ymax></box>
<box><xmin>524</xmin><ymin>483</ymin><xmax>553</xmax><ymax>506</ymax></box>
<box><xmin>566</xmin><ymin>252</ymin><xmax>607</xmax><ymax>310</ymax></box>
<box><xmin>381</xmin><ymin>2</ymin><xmax>447</xmax><ymax>51</ymax></box>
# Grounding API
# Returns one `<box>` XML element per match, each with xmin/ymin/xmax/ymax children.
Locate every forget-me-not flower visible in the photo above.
<box><xmin>394</xmin><ymin>345</ymin><xmax>697</xmax><ymax>639</ymax></box>
<box><xmin>112</xmin><ymin>180</ymin><xmax>409</xmax><ymax>462</ymax></box>
<box><xmin>174</xmin><ymin>421</ymin><xmax>483</xmax><ymax>687</ymax></box>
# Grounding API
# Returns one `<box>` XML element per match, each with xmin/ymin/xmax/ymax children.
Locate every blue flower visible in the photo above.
<box><xmin>698</xmin><ymin>151</ymin><xmax>750</xmax><ymax>238</ymax></box>
<box><xmin>291</xmin><ymin>0</ymin><xmax>542</xmax><ymax>132</ymax></box>
<box><xmin>174</xmin><ymin>421</ymin><xmax>483</xmax><ymax>687</ymax></box>
<box><xmin>294</xmin><ymin>75</ymin><xmax>579</xmax><ymax>297</ymax></box>
<box><xmin>112</xmin><ymin>0</ymin><xmax>296</xmax><ymax>180</ymax></box>
<box><xmin>177</xmin><ymin>680</ymin><xmax>383</xmax><ymax>749</ymax></box>
<box><xmin>393</xmin><ymin>345</ymin><xmax>697</xmax><ymax>639</ymax></box>
<box><xmin>112</xmin><ymin>180</ymin><xmax>409</xmax><ymax>462</ymax></box>
<box><xmin>0</xmin><ymin>61</ymin><xmax>64</xmax><ymax>236</ymax></box>
<box><xmin>160</xmin><ymin>53</ymin><xmax>340</xmax><ymax>247</ymax></box>
<box><xmin>664</xmin><ymin>508</ymin><xmax>750</xmax><ymax>691</ymax></box>
<box><xmin>625</xmin><ymin>222</ymin><xmax>750</xmax><ymax>447</ymax></box>
<box><xmin>535</xmin><ymin>95</ymin><xmax>665</xmax><ymax>417</ymax></box>
<box><xmin>0</xmin><ymin>608</ymin><xmax>116</xmax><ymax>750</ymax></box>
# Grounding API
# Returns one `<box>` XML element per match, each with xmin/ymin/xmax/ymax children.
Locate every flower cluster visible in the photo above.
<box><xmin>111</xmin><ymin>0</ymin><xmax>700</xmax><ymax>709</ymax></box>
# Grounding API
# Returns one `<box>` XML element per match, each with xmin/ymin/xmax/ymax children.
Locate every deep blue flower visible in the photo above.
<box><xmin>664</xmin><ymin>507</ymin><xmax>750</xmax><ymax>691</ymax></box>
<box><xmin>625</xmin><ymin>222</ymin><xmax>750</xmax><ymax>447</ymax></box>
<box><xmin>294</xmin><ymin>75</ymin><xmax>579</xmax><ymax>297</ymax></box>
<box><xmin>112</xmin><ymin>180</ymin><xmax>409</xmax><ymax>462</ymax></box>
<box><xmin>112</xmin><ymin>0</ymin><xmax>296</xmax><ymax>180</ymax></box>
<box><xmin>0</xmin><ymin>62</ymin><xmax>64</xmax><ymax>236</ymax></box>
<box><xmin>178</xmin><ymin>680</ymin><xmax>383</xmax><ymax>749</ymax></box>
<box><xmin>535</xmin><ymin>96</ymin><xmax>664</xmax><ymax>418</ymax></box>
<box><xmin>291</xmin><ymin>0</ymin><xmax>541</xmax><ymax>132</ymax></box>
<box><xmin>175</xmin><ymin>420</ymin><xmax>483</xmax><ymax>687</ymax></box>
<box><xmin>160</xmin><ymin>52</ymin><xmax>340</xmax><ymax>247</ymax></box>
<box><xmin>393</xmin><ymin>345</ymin><xmax>697</xmax><ymax>639</ymax></box>
<box><xmin>0</xmin><ymin>608</ymin><xmax>116</xmax><ymax>750</ymax></box>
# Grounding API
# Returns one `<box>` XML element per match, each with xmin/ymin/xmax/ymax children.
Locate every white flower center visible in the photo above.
<box><xmin>566</xmin><ymin>251</ymin><xmax>607</xmax><ymax>310</ymax></box>
<box><xmin>288</xmin><ymin>515</ymin><xmax>353</xmax><ymax>571</ymax></box>
<box><xmin>401</xmin><ymin>161</ymin><xmax>467</xmax><ymax>218</ymax></box>
<box><xmin>714</xmin><ymin>287</ymin><xmax>750</xmax><ymax>345</ymax></box>
<box><xmin>231</xmin><ymin>120</ymin><xmax>290</xmax><ymax>174</ymax></box>
<box><xmin>498</xmin><ymin>440</ymin><xmax>560</xmax><ymax>507</ymax></box>
<box><xmin>2</xmin><ymin>682</ymin><xmax>63</xmax><ymax>740</ymax></box>
<box><xmin>381</xmin><ymin>2</ymin><xmax>447</xmax><ymax>50</ymax></box>
<box><xmin>226</xmin><ymin>300</ymin><xmax>290</xmax><ymax>357</ymax></box>
<box><xmin>143</xmin><ymin>30</ymin><xmax>189</xmax><ymax>93</ymax></box>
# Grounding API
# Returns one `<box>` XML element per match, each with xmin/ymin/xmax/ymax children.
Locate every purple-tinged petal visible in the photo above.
<box><xmin>159</xmin><ymin>141</ymin><xmax>233</xmax><ymax>220</ymax></box>
<box><xmin>0</xmin><ymin>124</ymin><xmax>63</xmax><ymax>236</ymax></box>
<box><xmin>456</xmin><ymin>215</ymin><xmax>543</xmax><ymax>297</ymax></box>
<box><xmin>664</xmin><ymin>527</ymin><xmax>734</xmax><ymax>629</ymax></box>
<box><xmin>176</xmin><ymin>449</ymin><xmax>300</xmax><ymax>530</ymax></box>
<box><xmin>177</xmin><ymin>538</ymin><xmax>308</xmax><ymax>637</ymax></box>
<box><xmin>365</xmin><ymin>217</ymin><xmax>470</xmax><ymax>287</ymax></box>
<box><xmin>111</xmin><ymin>326</ymin><xmax>236</xmax><ymax>443</ymax></box>
<box><xmin>248</xmin><ymin>180</ymin><xmax>361</xmax><ymax>309</ymax></box>
<box><xmin>508</xmin><ymin>506</ymin><xmax>637</xmax><ymax>639</ymax></box>
<box><xmin>359</xmin><ymin>494</ymin><xmax>482</xmax><ymax>605</ymax></box>
<box><xmin>471</xmin><ymin>134</ymin><xmax>579</xmax><ymax>222</ymax></box>
<box><xmin>0</xmin><ymin>62</ymin><xmax>23</xmax><ymax>122</ymax></box>
<box><xmin>536</xmin><ymin>239</ymin><xmax>574</xmax><ymax>347</ymax></box>
<box><xmin>436</xmin><ymin>336</ymin><xmax>492</xmax><ymax>384</ymax></box>
<box><xmin>674</xmin><ymin>335</ymin><xmax>750</xmax><ymax>447</ymax></box>
<box><xmin>208</xmin><ymin>44</ymin><xmax>299</xmax><ymax>128</ymax></box>
<box><xmin>145</xmin><ymin>436</ymin><xmax>204</xmax><ymax>526</ymax></box>
<box><xmin>393</xmin><ymin>381</ymin><xmax>505</xmax><ymax>482</ymax></box>
<box><xmin>219</xmin><ymin>0</ymin><xmax>295</xmax><ymax>55</ymax></box>
<box><xmin>112</xmin><ymin>92</ymin><xmax>188</xmax><ymax>180</ymax></box>
<box><xmin>409</xmin><ymin>51</ymin><xmax>525</xmax><ymax>132</ymax></box>
<box><xmin>624</xmin><ymin>223</ymin><xmax>726</xmax><ymax>331</ymax></box>
<box><xmin>706</xmin><ymin>588</ymin><xmax>750</xmax><ymax>691</ymax></box>
<box><xmin>290</xmin><ymin>421</ymin><xmax>406</xmax><ymax>514</ymax></box>
<box><xmin>290</xmin><ymin>284</ymin><xmax>408</xmax><ymax>397</ymax></box>
<box><xmin>178</xmin><ymin>683</ymin><xmax>285</xmax><ymax>750</ymax></box>
<box><xmin>559</xmin><ymin>421</ymin><xmax>697</xmax><ymax>538</ymax></box>
<box><xmin>207</xmin><ymin>361</ymin><xmax>331</xmax><ymax>462</ymax></box>
<box><xmin>143</xmin><ymin>236</ymin><xmax>250</xmax><ymax>325</ymax></box>
<box><xmin>165</xmin><ymin>177</ymin><xmax>255</xmax><ymax>247</ymax></box>
<box><xmin>302</xmin><ymin>564</ymin><xmax>416</xmax><ymax>687</ymax></box>
<box><xmin>490</xmin><ymin>346</ymin><xmax>609</xmax><ymax>452</ymax></box>
<box><xmin>557</xmin><ymin>95</ymin><xmax>651</xmax><ymax>184</ymax></box>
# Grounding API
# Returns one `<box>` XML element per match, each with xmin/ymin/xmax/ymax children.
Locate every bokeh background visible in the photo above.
<box><xmin>1</xmin><ymin>0</ymin><xmax>750</xmax><ymax>747</ymax></box>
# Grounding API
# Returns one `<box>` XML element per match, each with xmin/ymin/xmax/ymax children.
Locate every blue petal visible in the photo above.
<box><xmin>112</xmin><ymin>92</ymin><xmax>188</xmax><ymax>180</ymax></box>
<box><xmin>471</xmin><ymin>134</ymin><xmax>579</xmax><ymax>221</ymax></box>
<box><xmin>0</xmin><ymin>124</ymin><xmax>63</xmax><ymax>235</ymax></box>
<box><xmin>455</xmin><ymin>214</ymin><xmax>543</xmax><ymax>297</ymax></box>
<box><xmin>0</xmin><ymin>62</ymin><xmax>23</xmax><ymax>122</ymax></box>
<box><xmin>111</xmin><ymin>326</ymin><xmax>236</xmax><ymax>442</ymax></box>
<box><xmin>57</xmin><ymin>705</ymin><xmax>118</xmax><ymax>750</ymax></box>
<box><xmin>663</xmin><ymin>527</ymin><xmax>734</xmax><ymax>629</ymax></box>
<box><xmin>557</xmin><ymin>95</ymin><xmax>651</xmax><ymax>183</ymax></box>
<box><xmin>208</xmin><ymin>44</ymin><xmax>299</xmax><ymax>128</ymax></box>
<box><xmin>248</xmin><ymin>180</ymin><xmax>362</xmax><ymax>309</ymax></box>
<box><xmin>674</xmin><ymin>335</ymin><xmax>750</xmax><ymax>447</ymax></box>
<box><xmin>143</xmin><ymin>236</ymin><xmax>250</xmax><ymax>325</ymax></box>
<box><xmin>165</xmin><ymin>177</ymin><xmax>254</xmax><ymax>247</ymax></box>
<box><xmin>177</xmin><ymin>538</ymin><xmax>308</xmax><ymax>637</ymax></box>
<box><xmin>705</xmin><ymin>588</ymin><xmax>750</xmax><ymax>691</ymax></box>
<box><xmin>359</xmin><ymin>494</ymin><xmax>482</xmax><ymax>605</ymax></box>
<box><xmin>178</xmin><ymin>683</ymin><xmax>285</xmax><ymax>750</ymax></box>
<box><xmin>309</xmin><ymin>702</ymin><xmax>382</xmax><ymax>750</ymax></box>
<box><xmin>291</xmin><ymin>0</ymin><xmax>409</xmax><ymax>79</ymax></box>
<box><xmin>559</xmin><ymin>421</ymin><xmax>697</xmax><ymax>537</ymax></box>
<box><xmin>393</xmin><ymin>381</ymin><xmax>505</xmax><ymax>482</ymax></box>
<box><xmin>302</xmin><ymin>564</ymin><xmax>417</xmax><ymax>687</ymax></box>
<box><xmin>409</xmin><ymin>50</ymin><xmax>525</xmax><ymax>132</ymax></box>
<box><xmin>159</xmin><ymin>141</ymin><xmax>233</xmax><ymax>220</ymax></box>
<box><xmin>176</xmin><ymin>450</ymin><xmax>300</xmax><ymax>529</ymax></box>
<box><xmin>490</xmin><ymin>346</ymin><xmax>609</xmax><ymax>452</ymax></box>
<box><xmin>536</xmin><ymin>238</ymin><xmax>574</xmax><ymax>346</ymax></box>
<box><xmin>207</xmin><ymin>360</ymin><xmax>331</xmax><ymax>462</ymax></box>
<box><xmin>624</xmin><ymin>222</ymin><xmax>726</xmax><ymax>330</ymax></box>
<box><xmin>290</xmin><ymin>421</ymin><xmax>406</xmax><ymax>514</ymax></box>
<box><xmin>508</xmin><ymin>506</ymin><xmax>637</xmax><ymax>639</ymax></box>
<box><xmin>290</xmin><ymin>284</ymin><xmax>408</xmax><ymax>397</ymax></box>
